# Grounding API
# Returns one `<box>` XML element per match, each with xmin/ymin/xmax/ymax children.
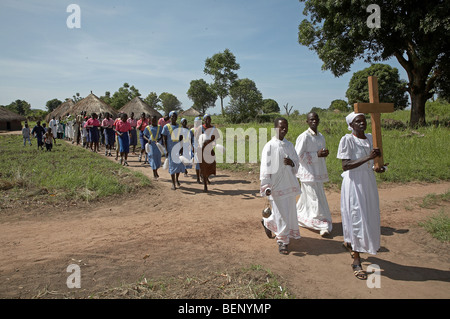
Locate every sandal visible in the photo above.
<box><xmin>278</xmin><ymin>242</ymin><xmax>289</xmax><ymax>255</ymax></box>
<box><xmin>352</xmin><ymin>264</ymin><xmax>367</xmax><ymax>280</ymax></box>
<box><xmin>261</xmin><ymin>219</ymin><xmax>274</xmax><ymax>239</ymax></box>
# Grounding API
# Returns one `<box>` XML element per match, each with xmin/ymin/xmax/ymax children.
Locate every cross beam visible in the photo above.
<box><xmin>354</xmin><ymin>76</ymin><xmax>394</xmax><ymax>170</ymax></box>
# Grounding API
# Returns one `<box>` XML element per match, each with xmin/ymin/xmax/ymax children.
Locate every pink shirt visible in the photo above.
<box><xmin>85</xmin><ymin>118</ymin><xmax>100</xmax><ymax>128</ymax></box>
<box><xmin>158</xmin><ymin>118</ymin><xmax>170</xmax><ymax>127</ymax></box>
<box><xmin>137</xmin><ymin>119</ymin><xmax>149</xmax><ymax>131</ymax></box>
<box><xmin>115</xmin><ymin>120</ymin><xmax>132</xmax><ymax>133</ymax></box>
<box><xmin>102</xmin><ymin>118</ymin><xmax>114</xmax><ymax>128</ymax></box>
<box><xmin>127</xmin><ymin>118</ymin><xmax>138</xmax><ymax>128</ymax></box>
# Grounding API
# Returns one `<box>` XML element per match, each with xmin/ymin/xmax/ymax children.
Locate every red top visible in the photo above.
<box><xmin>137</xmin><ymin>119</ymin><xmax>149</xmax><ymax>131</ymax></box>
<box><xmin>85</xmin><ymin>118</ymin><xmax>100</xmax><ymax>128</ymax></box>
<box><xmin>115</xmin><ymin>120</ymin><xmax>131</xmax><ymax>133</ymax></box>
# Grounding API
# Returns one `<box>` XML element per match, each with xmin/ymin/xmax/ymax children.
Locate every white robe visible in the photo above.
<box><xmin>49</xmin><ymin>119</ymin><xmax>58</xmax><ymax>137</ymax></box>
<box><xmin>260</xmin><ymin>137</ymin><xmax>301</xmax><ymax>244</ymax></box>
<box><xmin>337</xmin><ymin>133</ymin><xmax>380</xmax><ymax>255</ymax></box>
<box><xmin>295</xmin><ymin>128</ymin><xmax>332</xmax><ymax>232</ymax></box>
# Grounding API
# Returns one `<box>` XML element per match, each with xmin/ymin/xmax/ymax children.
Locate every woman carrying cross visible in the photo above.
<box><xmin>337</xmin><ymin>112</ymin><xmax>386</xmax><ymax>280</ymax></box>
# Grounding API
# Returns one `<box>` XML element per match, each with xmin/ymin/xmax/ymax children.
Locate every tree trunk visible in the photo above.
<box><xmin>220</xmin><ymin>97</ymin><xmax>225</xmax><ymax>116</ymax></box>
<box><xmin>409</xmin><ymin>91</ymin><xmax>427</xmax><ymax>127</ymax></box>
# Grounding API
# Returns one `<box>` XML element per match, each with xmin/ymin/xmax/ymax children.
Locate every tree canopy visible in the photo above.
<box><xmin>158</xmin><ymin>92</ymin><xmax>182</xmax><ymax>116</ymax></box>
<box><xmin>226</xmin><ymin>78</ymin><xmax>263</xmax><ymax>123</ymax></box>
<box><xmin>204</xmin><ymin>49</ymin><xmax>240</xmax><ymax>116</ymax></box>
<box><xmin>346</xmin><ymin>64</ymin><xmax>409</xmax><ymax>111</ymax></box>
<box><xmin>187</xmin><ymin>79</ymin><xmax>217</xmax><ymax>115</ymax></box>
<box><xmin>298</xmin><ymin>0</ymin><xmax>450</xmax><ymax>126</ymax></box>
<box><xmin>101</xmin><ymin>83</ymin><xmax>141</xmax><ymax>110</ymax></box>
<box><xmin>46</xmin><ymin>98</ymin><xmax>63</xmax><ymax>113</ymax></box>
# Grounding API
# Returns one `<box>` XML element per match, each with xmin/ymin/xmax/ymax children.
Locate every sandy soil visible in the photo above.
<box><xmin>0</xmin><ymin>139</ymin><xmax>449</xmax><ymax>299</ymax></box>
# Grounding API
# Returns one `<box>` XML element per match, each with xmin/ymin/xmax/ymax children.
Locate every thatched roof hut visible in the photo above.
<box><xmin>180</xmin><ymin>107</ymin><xmax>201</xmax><ymax>117</ymax></box>
<box><xmin>71</xmin><ymin>92</ymin><xmax>118</xmax><ymax>118</ymax></box>
<box><xmin>45</xmin><ymin>98</ymin><xmax>75</xmax><ymax>123</ymax></box>
<box><xmin>0</xmin><ymin>107</ymin><xmax>27</xmax><ymax>131</ymax></box>
<box><xmin>119</xmin><ymin>97</ymin><xmax>162</xmax><ymax>118</ymax></box>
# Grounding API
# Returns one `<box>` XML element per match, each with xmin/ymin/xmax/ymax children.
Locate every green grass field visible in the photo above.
<box><xmin>0</xmin><ymin>134</ymin><xmax>151</xmax><ymax>208</ymax></box>
<box><xmin>207</xmin><ymin>107</ymin><xmax>450</xmax><ymax>186</ymax></box>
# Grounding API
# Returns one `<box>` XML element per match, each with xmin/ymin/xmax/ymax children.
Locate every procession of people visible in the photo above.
<box><xmin>28</xmin><ymin>109</ymin><xmax>385</xmax><ymax>281</ymax></box>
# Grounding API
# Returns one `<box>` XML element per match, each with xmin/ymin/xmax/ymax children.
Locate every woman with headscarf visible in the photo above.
<box><xmin>337</xmin><ymin>112</ymin><xmax>386</xmax><ymax>280</ymax></box>
<box><xmin>143</xmin><ymin>115</ymin><xmax>163</xmax><ymax>179</ymax></box>
<box><xmin>198</xmin><ymin>114</ymin><xmax>220</xmax><ymax>192</ymax></box>
<box><xmin>161</xmin><ymin>111</ymin><xmax>185</xmax><ymax>190</ymax></box>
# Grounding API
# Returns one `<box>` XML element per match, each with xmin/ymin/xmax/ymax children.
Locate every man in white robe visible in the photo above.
<box><xmin>48</xmin><ymin>116</ymin><xmax>58</xmax><ymax>144</ymax></box>
<box><xmin>295</xmin><ymin>112</ymin><xmax>332</xmax><ymax>236</ymax></box>
<box><xmin>260</xmin><ymin>117</ymin><xmax>301</xmax><ymax>255</ymax></box>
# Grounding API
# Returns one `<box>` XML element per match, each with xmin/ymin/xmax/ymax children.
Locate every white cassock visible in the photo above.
<box><xmin>49</xmin><ymin>119</ymin><xmax>58</xmax><ymax>137</ymax></box>
<box><xmin>260</xmin><ymin>136</ymin><xmax>301</xmax><ymax>245</ymax></box>
<box><xmin>337</xmin><ymin>133</ymin><xmax>380</xmax><ymax>255</ymax></box>
<box><xmin>295</xmin><ymin>128</ymin><xmax>332</xmax><ymax>232</ymax></box>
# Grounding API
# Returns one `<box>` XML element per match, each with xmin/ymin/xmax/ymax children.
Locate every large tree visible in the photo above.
<box><xmin>346</xmin><ymin>64</ymin><xmax>409</xmax><ymax>111</ymax></box>
<box><xmin>226</xmin><ymin>78</ymin><xmax>263</xmax><ymax>123</ymax></box>
<box><xmin>143</xmin><ymin>92</ymin><xmax>161</xmax><ymax>110</ymax></box>
<box><xmin>187</xmin><ymin>79</ymin><xmax>217</xmax><ymax>115</ymax></box>
<box><xmin>46</xmin><ymin>98</ymin><xmax>63</xmax><ymax>113</ymax></box>
<box><xmin>4</xmin><ymin>99</ymin><xmax>31</xmax><ymax>116</ymax></box>
<box><xmin>106</xmin><ymin>83</ymin><xmax>141</xmax><ymax>110</ymax></box>
<box><xmin>298</xmin><ymin>0</ymin><xmax>450</xmax><ymax>126</ymax></box>
<box><xmin>204</xmin><ymin>49</ymin><xmax>240</xmax><ymax>116</ymax></box>
<box><xmin>158</xmin><ymin>92</ymin><xmax>182</xmax><ymax>115</ymax></box>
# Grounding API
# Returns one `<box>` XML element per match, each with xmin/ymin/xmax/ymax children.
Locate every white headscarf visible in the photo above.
<box><xmin>345</xmin><ymin>112</ymin><xmax>364</xmax><ymax>131</ymax></box>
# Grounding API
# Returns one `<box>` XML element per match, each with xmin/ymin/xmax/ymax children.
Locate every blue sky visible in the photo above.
<box><xmin>0</xmin><ymin>0</ymin><xmax>408</xmax><ymax>115</ymax></box>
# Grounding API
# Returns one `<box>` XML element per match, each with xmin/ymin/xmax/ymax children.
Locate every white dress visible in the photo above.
<box><xmin>337</xmin><ymin>133</ymin><xmax>380</xmax><ymax>255</ymax></box>
<box><xmin>260</xmin><ymin>137</ymin><xmax>302</xmax><ymax>245</ymax></box>
<box><xmin>295</xmin><ymin>128</ymin><xmax>332</xmax><ymax>232</ymax></box>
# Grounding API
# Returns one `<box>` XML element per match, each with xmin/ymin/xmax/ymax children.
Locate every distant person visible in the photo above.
<box><xmin>128</xmin><ymin>112</ymin><xmax>138</xmax><ymax>155</ymax></box>
<box><xmin>143</xmin><ymin>115</ymin><xmax>162</xmax><ymax>180</ymax></box>
<box><xmin>295</xmin><ymin>112</ymin><xmax>332</xmax><ymax>237</ymax></box>
<box><xmin>114</xmin><ymin>113</ymin><xmax>132</xmax><ymax>166</ymax></box>
<box><xmin>85</xmin><ymin>113</ymin><xmax>101</xmax><ymax>152</ymax></box>
<box><xmin>337</xmin><ymin>112</ymin><xmax>386</xmax><ymax>280</ymax></box>
<box><xmin>102</xmin><ymin>112</ymin><xmax>115</xmax><ymax>156</ymax></box>
<box><xmin>198</xmin><ymin>114</ymin><xmax>220</xmax><ymax>192</ymax></box>
<box><xmin>161</xmin><ymin>111</ymin><xmax>185</xmax><ymax>190</ymax></box>
<box><xmin>22</xmin><ymin>123</ymin><xmax>32</xmax><ymax>146</ymax></box>
<box><xmin>44</xmin><ymin>127</ymin><xmax>54</xmax><ymax>151</ymax></box>
<box><xmin>48</xmin><ymin>116</ymin><xmax>58</xmax><ymax>144</ymax></box>
<box><xmin>31</xmin><ymin>121</ymin><xmax>45</xmax><ymax>150</ymax></box>
<box><xmin>191</xmin><ymin>117</ymin><xmax>203</xmax><ymax>184</ymax></box>
<box><xmin>158</xmin><ymin>114</ymin><xmax>170</xmax><ymax>127</ymax></box>
<box><xmin>136</xmin><ymin>112</ymin><xmax>149</xmax><ymax>162</ymax></box>
<box><xmin>260</xmin><ymin>117</ymin><xmax>301</xmax><ymax>255</ymax></box>
<box><xmin>180</xmin><ymin>118</ymin><xmax>193</xmax><ymax>177</ymax></box>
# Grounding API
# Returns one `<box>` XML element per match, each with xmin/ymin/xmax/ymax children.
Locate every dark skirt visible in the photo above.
<box><xmin>89</xmin><ymin>127</ymin><xmax>99</xmax><ymax>143</ymax></box>
<box><xmin>104</xmin><ymin>128</ymin><xmax>115</xmax><ymax>146</ymax></box>
<box><xmin>129</xmin><ymin>128</ymin><xmax>137</xmax><ymax>146</ymax></box>
<box><xmin>118</xmin><ymin>133</ymin><xmax>130</xmax><ymax>153</ymax></box>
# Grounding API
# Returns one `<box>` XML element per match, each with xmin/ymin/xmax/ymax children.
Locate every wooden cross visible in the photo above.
<box><xmin>354</xmin><ymin>76</ymin><xmax>394</xmax><ymax>170</ymax></box>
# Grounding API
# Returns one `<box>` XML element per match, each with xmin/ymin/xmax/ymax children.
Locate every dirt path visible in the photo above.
<box><xmin>0</xmin><ymin>143</ymin><xmax>449</xmax><ymax>299</ymax></box>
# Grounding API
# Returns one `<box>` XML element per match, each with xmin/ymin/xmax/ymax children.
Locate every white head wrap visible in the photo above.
<box><xmin>345</xmin><ymin>112</ymin><xmax>364</xmax><ymax>131</ymax></box>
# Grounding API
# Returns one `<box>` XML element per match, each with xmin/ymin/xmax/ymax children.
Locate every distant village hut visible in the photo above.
<box><xmin>180</xmin><ymin>107</ymin><xmax>201</xmax><ymax>117</ymax></box>
<box><xmin>45</xmin><ymin>98</ymin><xmax>75</xmax><ymax>123</ymax></box>
<box><xmin>71</xmin><ymin>92</ymin><xmax>118</xmax><ymax>119</ymax></box>
<box><xmin>0</xmin><ymin>107</ymin><xmax>27</xmax><ymax>131</ymax></box>
<box><xmin>119</xmin><ymin>96</ymin><xmax>162</xmax><ymax>118</ymax></box>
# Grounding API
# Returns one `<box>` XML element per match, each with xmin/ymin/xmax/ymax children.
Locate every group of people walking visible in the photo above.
<box><xmin>30</xmin><ymin>110</ymin><xmax>220</xmax><ymax>193</ymax></box>
<box><xmin>260</xmin><ymin>112</ymin><xmax>385</xmax><ymax>280</ymax></box>
<box><xmin>28</xmin><ymin>109</ymin><xmax>384</xmax><ymax>280</ymax></box>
